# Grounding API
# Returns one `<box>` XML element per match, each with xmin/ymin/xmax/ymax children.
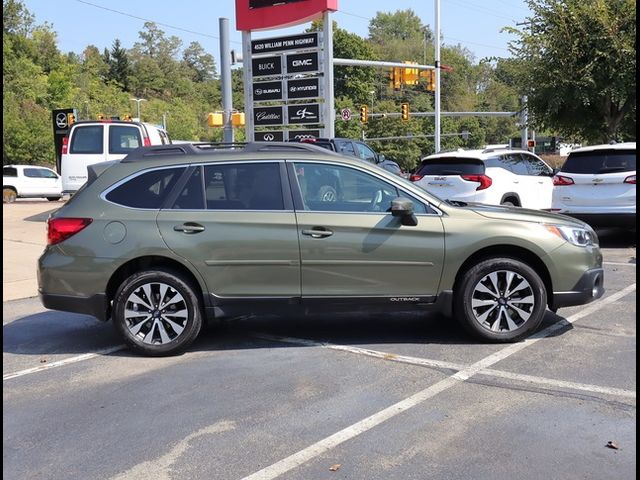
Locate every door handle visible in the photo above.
<box><xmin>302</xmin><ymin>228</ymin><xmax>333</xmax><ymax>238</ymax></box>
<box><xmin>173</xmin><ymin>223</ymin><xmax>205</xmax><ymax>234</ymax></box>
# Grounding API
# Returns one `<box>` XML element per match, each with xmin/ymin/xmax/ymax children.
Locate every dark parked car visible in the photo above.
<box><xmin>291</xmin><ymin>137</ymin><xmax>403</xmax><ymax>175</ymax></box>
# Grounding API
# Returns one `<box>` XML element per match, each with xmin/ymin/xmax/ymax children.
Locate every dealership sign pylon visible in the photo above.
<box><xmin>235</xmin><ymin>0</ymin><xmax>337</xmax><ymax>141</ymax></box>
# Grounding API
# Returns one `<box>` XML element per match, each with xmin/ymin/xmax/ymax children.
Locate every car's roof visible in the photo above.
<box><xmin>4</xmin><ymin>164</ymin><xmax>55</xmax><ymax>170</ymax></box>
<box><xmin>422</xmin><ymin>147</ymin><xmax>532</xmax><ymax>161</ymax></box>
<box><xmin>70</xmin><ymin>120</ymin><xmax>167</xmax><ymax>132</ymax></box>
<box><xmin>568</xmin><ymin>142</ymin><xmax>636</xmax><ymax>154</ymax></box>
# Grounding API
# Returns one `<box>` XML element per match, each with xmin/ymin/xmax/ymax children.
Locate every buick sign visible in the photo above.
<box><xmin>252</xmin><ymin>56</ymin><xmax>282</xmax><ymax>77</ymax></box>
<box><xmin>287</xmin><ymin>104</ymin><xmax>320</xmax><ymax>124</ymax></box>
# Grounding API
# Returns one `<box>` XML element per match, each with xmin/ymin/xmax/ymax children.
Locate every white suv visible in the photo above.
<box><xmin>551</xmin><ymin>142</ymin><xmax>636</xmax><ymax>229</ymax></box>
<box><xmin>410</xmin><ymin>147</ymin><xmax>555</xmax><ymax>209</ymax></box>
<box><xmin>60</xmin><ymin>120</ymin><xmax>171</xmax><ymax>194</ymax></box>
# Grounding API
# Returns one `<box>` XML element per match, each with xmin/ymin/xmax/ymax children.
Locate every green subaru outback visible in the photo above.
<box><xmin>38</xmin><ymin>142</ymin><xmax>604</xmax><ymax>356</ymax></box>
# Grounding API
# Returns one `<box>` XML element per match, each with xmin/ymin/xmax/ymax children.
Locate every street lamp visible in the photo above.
<box><xmin>369</xmin><ymin>90</ymin><xmax>375</xmax><ymax>114</ymax></box>
<box><xmin>130</xmin><ymin>98</ymin><xmax>147</xmax><ymax>120</ymax></box>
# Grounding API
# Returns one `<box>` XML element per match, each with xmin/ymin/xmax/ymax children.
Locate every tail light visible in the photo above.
<box><xmin>61</xmin><ymin>136</ymin><xmax>69</xmax><ymax>155</ymax></box>
<box><xmin>624</xmin><ymin>175</ymin><xmax>636</xmax><ymax>184</ymax></box>
<box><xmin>47</xmin><ymin>218</ymin><xmax>93</xmax><ymax>245</ymax></box>
<box><xmin>553</xmin><ymin>175</ymin><xmax>574</xmax><ymax>186</ymax></box>
<box><xmin>300</xmin><ymin>138</ymin><xmax>316</xmax><ymax>143</ymax></box>
<box><xmin>143</xmin><ymin>136</ymin><xmax>151</xmax><ymax>147</ymax></box>
<box><xmin>409</xmin><ymin>174</ymin><xmax>423</xmax><ymax>182</ymax></box>
<box><xmin>461</xmin><ymin>174</ymin><xmax>492</xmax><ymax>191</ymax></box>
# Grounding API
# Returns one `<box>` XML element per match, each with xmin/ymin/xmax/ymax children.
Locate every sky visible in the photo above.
<box><xmin>23</xmin><ymin>0</ymin><xmax>532</xmax><ymax>66</ymax></box>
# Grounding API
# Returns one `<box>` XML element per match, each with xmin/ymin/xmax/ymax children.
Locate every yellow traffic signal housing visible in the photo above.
<box><xmin>360</xmin><ymin>105</ymin><xmax>368</xmax><ymax>123</ymax></box>
<box><xmin>389</xmin><ymin>67</ymin><xmax>403</xmax><ymax>91</ymax></box>
<box><xmin>207</xmin><ymin>112</ymin><xmax>224</xmax><ymax>127</ymax></box>
<box><xmin>67</xmin><ymin>113</ymin><xmax>76</xmax><ymax>126</ymax></box>
<box><xmin>403</xmin><ymin>61</ymin><xmax>419</xmax><ymax>86</ymax></box>
<box><xmin>401</xmin><ymin>103</ymin><xmax>410</xmax><ymax>121</ymax></box>
<box><xmin>420</xmin><ymin>69</ymin><xmax>436</xmax><ymax>91</ymax></box>
<box><xmin>231</xmin><ymin>112</ymin><xmax>245</xmax><ymax>127</ymax></box>
<box><xmin>122</xmin><ymin>114</ymin><xmax>133</xmax><ymax>121</ymax></box>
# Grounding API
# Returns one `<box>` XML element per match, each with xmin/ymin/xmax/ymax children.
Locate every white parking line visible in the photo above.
<box><xmin>242</xmin><ymin>283</ymin><xmax>636</xmax><ymax>480</ymax></box>
<box><xmin>604</xmin><ymin>261</ymin><xmax>636</xmax><ymax>267</ymax></box>
<box><xmin>3</xmin><ymin>345</ymin><xmax>126</xmax><ymax>380</ymax></box>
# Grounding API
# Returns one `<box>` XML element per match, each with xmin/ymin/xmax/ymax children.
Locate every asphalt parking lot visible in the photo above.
<box><xmin>3</xmin><ymin>201</ymin><xmax>636</xmax><ymax>480</ymax></box>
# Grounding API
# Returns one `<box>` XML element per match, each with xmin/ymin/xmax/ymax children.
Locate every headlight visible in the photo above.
<box><xmin>544</xmin><ymin>224</ymin><xmax>599</xmax><ymax>247</ymax></box>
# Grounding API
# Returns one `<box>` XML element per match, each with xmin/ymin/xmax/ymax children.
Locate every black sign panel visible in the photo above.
<box><xmin>51</xmin><ymin>108</ymin><xmax>77</xmax><ymax>173</ymax></box>
<box><xmin>253</xmin><ymin>81</ymin><xmax>283</xmax><ymax>102</ymax></box>
<box><xmin>287</xmin><ymin>78</ymin><xmax>320</xmax><ymax>100</ymax></box>
<box><xmin>251</xmin><ymin>33</ymin><xmax>319</xmax><ymax>55</ymax></box>
<box><xmin>286</xmin><ymin>51</ymin><xmax>319</xmax><ymax>74</ymax></box>
<box><xmin>288</xmin><ymin>130</ymin><xmax>321</xmax><ymax>141</ymax></box>
<box><xmin>249</xmin><ymin>0</ymin><xmax>305</xmax><ymax>8</ymax></box>
<box><xmin>254</xmin><ymin>106</ymin><xmax>284</xmax><ymax>126</ymax></box>
<box><xmin>287</xmin><ymin>104</ymin><xmax>321</xmax><ymax>124</ymax></box>
<box><xmin>252</xmin><ymin>56</ymin><xmax>282</xmax><ymax>77</ymax></box>
<box><xmin>254</xmin><ymin>131</ymin><xmax>285</xmax><ymax>142</ymax></box>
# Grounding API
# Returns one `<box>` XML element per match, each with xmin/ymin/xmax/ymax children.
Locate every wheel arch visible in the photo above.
<box><xmin>500</xmin><ymin>192</ymin><xmax>521</xmax><ymax>206</ymax></box>
<box><xmin>106</xmin><ymin>255</ymin><xmax>209</xmax><ymax>319</ymax></box>
<box><xmin>453</xmin><ymin>245</ymin><xmax>553</xmax><ymax>307</ymax></box>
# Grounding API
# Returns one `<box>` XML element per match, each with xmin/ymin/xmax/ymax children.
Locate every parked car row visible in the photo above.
<box><xmin>408</xmin><ymin>142</ymin><xmax>636</xmax><ymax>230</ymax></box>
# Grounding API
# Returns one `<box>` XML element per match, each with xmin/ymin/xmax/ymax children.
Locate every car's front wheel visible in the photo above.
<box><xmin>113</xmin><ymin>270</ymin><xmax>203</xmax><ymax>356</ymax></box>
<box><xmin>454</xmin><ymin>258</ymin><xmax>547</xmax><ymax>342</ymax></box>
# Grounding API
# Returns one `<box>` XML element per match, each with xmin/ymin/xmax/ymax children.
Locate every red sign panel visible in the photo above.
<box><xmin>236</xmin><ymin>0</ymin><xmax>338</xmax><ymax>31</ymax></box>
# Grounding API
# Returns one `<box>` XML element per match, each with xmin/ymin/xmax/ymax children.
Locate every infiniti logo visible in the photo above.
<box><xmin>263</xmin><ymin>134</ymin><xmax>275</xmax><ymax>141</ymax></box>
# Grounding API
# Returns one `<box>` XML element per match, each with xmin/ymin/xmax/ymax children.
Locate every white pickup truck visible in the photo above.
<box><xmin>3</xmin><ymin>164</ymin><xmax>63</xmax><ymax>203</ymax></box>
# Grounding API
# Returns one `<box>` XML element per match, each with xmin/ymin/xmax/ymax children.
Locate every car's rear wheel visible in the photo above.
<box><xmin>47</xmin><ymin>196</ymin><xmax>62</xmax><ymax>202</ymax></box>
<box><xmin>113</xmin><ymin>270</ymin><xmax>202</xmax><ymax>356</ymax></box>
<box><xmin>3</xmin><ymin>188</ymin><xmax>17</xmax><ymax>203</ymax></box>
<box><xmin>454</xmin><ymin>258</ymin><xmax>547</xmax><ymax>342</ymax></box>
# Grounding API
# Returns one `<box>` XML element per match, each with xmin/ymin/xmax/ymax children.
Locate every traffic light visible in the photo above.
<box><xmin>97</xmin><ymin>113</ymin><xmax>105</xmax><ymax>120</ymax></box>
<box><xmin>389</xmin><ymin>67</ymin><xmax>403</xmax><ymax>91</ymax></box>
<box><xmin>67</xmin><ymin>113</ymin><xmax>75</xmax><ymax>126</ymax></box>
<box><xmin>403</xmin><ymin>61</ymin><xmax>419</xmax><ymax>86</ymax></box>
<box><xmin>421</xmin><ymin>70</ymin><xmax>436</xmax><ymax>92</ymax></box>
<box><xmin>401</xmin><ymin>103</ymin><xmax>410</xmax><ymax>121</ymax></box>
<box><xmin>360</xmin><ymin>105</ymin><xmax>368</xmax><ymax>124</ymax></box>
<box><xmin>527</xmin><ymin>139</ymin><xmax>536</xmax><ymax>148</ymax></box>
<box><xmin>207</xmin><ymin>112</ymin><xmax>223</xmax><ymax>127</ymax></box>
<box><xmin>231</xmin><ymin>112</ymin><xmax>245</xmax><ymax>127</ymax></box>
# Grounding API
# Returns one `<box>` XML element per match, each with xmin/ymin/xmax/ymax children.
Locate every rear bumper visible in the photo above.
<box><xmin>551</xmin><ymin>268</ymin><xmax>605</xmax><ymax>310</ymax></box>
<box><xmin>550</xmin><ymin>212</ymin><xmax>635</xmax><ymax>229</ymax></box>
<box><xmin>40</xmin><ymin>291</ymin><xmax>110</xmax><ymax>322</ymax></box>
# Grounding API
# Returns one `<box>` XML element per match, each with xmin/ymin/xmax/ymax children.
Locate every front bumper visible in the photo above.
<box><xmin>551</xmin><ymin>267</ymin><xmax>605</xmax><ymax>310</ymax></box>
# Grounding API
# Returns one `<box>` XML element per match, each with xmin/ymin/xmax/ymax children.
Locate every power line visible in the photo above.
<box><xmin>74</xmin><ymin>0</ymin><xmax>242</xmax><ymax>44</ymax></box>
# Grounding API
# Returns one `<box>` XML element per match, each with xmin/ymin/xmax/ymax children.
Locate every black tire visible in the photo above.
<box><xmin>454</xmin><ymin>258</ymin><xmax>547</xmax><ymax>342</ymax></box>
<box><xmin>113</xmin><ymin>270</ymin><xmax>202</xmax><ymax>356</ymax></box>
<box><xmin>47</xmin><ymin>196</ymin><xmax>62</xmax><ymax>202</ymax></box>
<box><xmin>3</xmin><ymin>188</ymin><xmax>17</xmax><ymax>203</ymax></box>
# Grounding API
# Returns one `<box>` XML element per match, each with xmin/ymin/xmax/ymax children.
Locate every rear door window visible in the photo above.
<box><xmin>503</xmin><ymin>153</ymin><xmax>529</xmax><ymax>175</ymax></box>
<box><xmin>109</xmin><ymin>125</ymin><xmax>143</xmax><ymax>154</ymax></box>
<box><xmin>561</xmin><ymin>150</ymin><xmax>636</xmax><ymax>174</ymax></box>
<box><xmin>334</xmin><ymin>140</ymin><xmax>356</xmax><ymax>156</ymax></box>
<box><xmin>416</xmin><ymin>158</ymin><xmax>485</xmax><ymax>176</ymax></box>
<box><xmin>523</xmin><ymin>154</ymin><xmax>553</xmax><ymax>176</ymax></box>
<box><xmin>204</xmin><ymin>163</ymin><xmax>284</xmax><ymax>210</ymax></box>
<box><xmin>106</xmin><ymin>167</ymin><xmax>185</xmax><ymax>208</ymax></box>
<box><xmin>70</xmin><ymin>126</ymin><xmax>104</xmax><ymax>154</ymax></box>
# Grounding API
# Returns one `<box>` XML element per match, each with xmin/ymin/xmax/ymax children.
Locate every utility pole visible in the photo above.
<box><xmin>219</xmin><ymin>18</ymin><xmax>234</xmax><ymax>143</ymax></box>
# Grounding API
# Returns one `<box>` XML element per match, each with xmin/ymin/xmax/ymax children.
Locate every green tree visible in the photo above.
<box><xmin>182</xmin><ymin>41</ymin><xmax>216</xmax><ymax>82</ymax></box>
<box><xmin>505</xmin><ymin>0</ymin><xmax>636</xmax><ymax>142</ymax></box>
<box><xmin>107</xmin><ymin>39</ymin><xmax>131</xmax><ymax>90</ymax></box>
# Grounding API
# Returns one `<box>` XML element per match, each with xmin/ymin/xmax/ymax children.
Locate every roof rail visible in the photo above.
<box><xmin>481</xmin><ymin>146</ymin><xmax>520</xmax><ymax>154</ymax></box>
<box><xmin>122</xmin><ymin>141</ymin><xmax>336</xmax><ymax>162</ymax></box>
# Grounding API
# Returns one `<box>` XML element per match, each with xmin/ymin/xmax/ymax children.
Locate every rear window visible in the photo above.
<box><xmin>561</xmin><ymin>149</ymin><xmax>636</xmax><ymax>174</ymax></box>
<box><xmin>106</xmin><ymin>167</ymin><xmax>185</xmax><ymax>209</ymax></box>
<box><xmin>70</xmin><ymin>126</ymin><xmax>104</xmax><ymax>154</ymax></box>
<box><xmin>109</xmin><ymin>125</ymin><xmax>142</xmax><ymax>154</ymax></box>
<box><xmin>416</xmin><ymin>157</ymin><xmax>485</xmax><ymax>176</ymax></box>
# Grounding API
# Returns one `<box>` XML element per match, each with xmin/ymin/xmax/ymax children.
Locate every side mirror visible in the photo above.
<box><xmin>391</xmin><ymin>197</ymin><xmax>418</xmax><ymax>226</ymax></box>
<box><xmin>378</xmin><ymin>154</ymin><xmax>386</xmax><ymax>163</ymax></box>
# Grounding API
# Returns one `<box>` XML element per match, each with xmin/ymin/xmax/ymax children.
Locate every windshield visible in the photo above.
<box><xmin>561</xmin><ymin>149</ymin><xmax>636</xmax><ymax>174</ymax></box>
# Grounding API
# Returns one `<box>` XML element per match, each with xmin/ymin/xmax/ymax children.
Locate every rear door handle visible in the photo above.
<box><xmin>173</xmin><ymin>223</ymin><xmax>205</xmax><ymax>234</ymax></box>
<box><xmin>302</xmin><ymin>228</ymin><xmax>333</xmax><ymax>238</ymax></box>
